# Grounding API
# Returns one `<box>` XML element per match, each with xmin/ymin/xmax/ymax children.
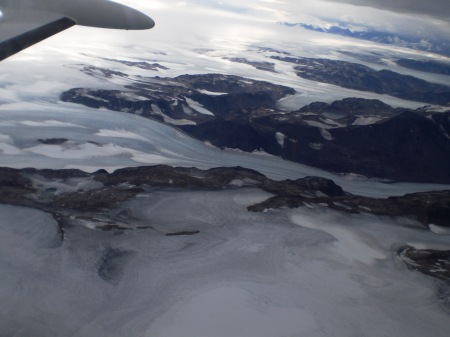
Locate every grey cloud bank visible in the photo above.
<box><xmin>324</xmin><ymin>0</ymin><xmax>450</xmax><ymax>19</ymax></box>
<box><xmin>148</xmin><ymin>0</ymin><xmax>450</xmax><ymax>38</ymax></box>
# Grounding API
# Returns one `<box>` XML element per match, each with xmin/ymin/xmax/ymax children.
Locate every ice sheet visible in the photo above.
<box><xmin>1</xmin><ymin>190</ymin><xmax>449</xmax><ymax>337</ymax></box>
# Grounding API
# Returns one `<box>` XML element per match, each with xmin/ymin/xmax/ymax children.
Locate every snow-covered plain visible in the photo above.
<box><xmin>1</xmin><ymin>1</ymin><xmax>450</xmax><ymax>336</ymax></box>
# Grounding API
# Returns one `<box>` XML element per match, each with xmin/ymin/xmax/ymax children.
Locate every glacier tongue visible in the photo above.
<box><xmin>1</xmin><ymin>101</ymin><xmax>449</xmax><ymax>197</ymax></box>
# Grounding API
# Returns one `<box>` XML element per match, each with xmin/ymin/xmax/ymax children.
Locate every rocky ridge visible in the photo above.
<box><xmin>223</xmin><ymin>57</ymin><xmax>277</xmax><ymax>72</ymax></box>
<box><xmin>1</xmin><ymin>165</ymin><xmax>449</xmax><ymax>283</ymax></box>
<box><xmin>396</xmin><ymin>59</ymin><xmax>450</xmax><ymax>76</ymax></box>
<box><xmin>397</xmin><ymin>246</ymin><xmax>450</xmax><ymax>282</ymax></box>
<box><xmin>2</xmin><ymin>165</ymin><xmax>449</xmax><ymax>230</ymax></box>
<box><xmin>271</xmin><ymin>56</ymin><xmax>450</xmax><ymax>105</ymax></box>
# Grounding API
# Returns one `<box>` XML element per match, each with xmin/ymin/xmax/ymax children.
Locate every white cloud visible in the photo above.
<box><xmin>125</xmin><ymin>0</ymin><xmax>450</xmax><ymax>39</ymax></box>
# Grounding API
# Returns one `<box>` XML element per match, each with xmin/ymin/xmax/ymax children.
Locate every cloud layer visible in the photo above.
<box><xmin>324</xmin><ymin>0</ymin><xmax>450</xmax><ymax>19</ymax></box>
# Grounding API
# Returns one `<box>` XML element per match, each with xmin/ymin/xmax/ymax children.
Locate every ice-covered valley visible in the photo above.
<box><xmin>1</xmin><ymin>102</ymin><xmax>449</xmax><ymax>197</ymax></box>
<box><xmin>1</xmin><ymin>0</ymin><xmax>450</xmax><ymax>336</ymax></box>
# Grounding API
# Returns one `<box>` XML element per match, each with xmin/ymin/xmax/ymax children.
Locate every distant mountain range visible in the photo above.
<box><xmin>281</xmin><ymin>22</ymin><xmax>450</xmax><ymax>57</ymax></box>
<box><xmin>270</xmin><ymin>56</ymin><xmax>450</xmax><ymax>105</ymax></box>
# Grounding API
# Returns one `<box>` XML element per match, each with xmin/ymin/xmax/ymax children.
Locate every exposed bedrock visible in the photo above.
<box><xmin>61</xmin><ymin>71</ymin><xmax>450</xmax><ymax>184</ymax></box>
<box><xmin>183</xmin><ymin>109</ymin><xmax>450</xmax><ymax>184</ymax></box>
<box><xmin>397</xmin><ymin>246</ymin><xmax>450</xmax><ymax>282</ymax></box>
<box><xmin>1</xmin><ymin>165</ymin><xmax>449</xmax><ymax>283</ymax></box>
<box><xmin>0</xmin><ymin>165</ymin><xmax>449</xmax><ymax>229</ymax></box>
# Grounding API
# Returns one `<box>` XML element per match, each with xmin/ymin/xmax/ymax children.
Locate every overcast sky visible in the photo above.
<box><xmin>1</xmin><ymin>0</ymin><xmax>449</xmax><ymax>86</ymax></box>
<box><xmin>121</xmin><ymin>0</ymin><xmax>450</xmax><ymax>38</ymax></box>
<box><xmin>324</xmin><ymin>0</ymin><xmax>450</xmax><ymax>20</ymax></box>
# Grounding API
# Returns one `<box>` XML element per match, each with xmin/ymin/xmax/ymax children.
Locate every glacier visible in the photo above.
<box><xmin>0</xmin><ymin>0</ymin><xmax>450</xmax><ymax>335</ymax></box>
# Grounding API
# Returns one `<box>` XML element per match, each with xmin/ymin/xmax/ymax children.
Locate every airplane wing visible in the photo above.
<box><xmin>0</xmin><ymin>0</ymin><xmax>155</xmax><ymax>61</ymax></box>
<box><xmin>0</xmin><ymin>10</ymin><xmax>76</xmax><ymax>61</ymax></box>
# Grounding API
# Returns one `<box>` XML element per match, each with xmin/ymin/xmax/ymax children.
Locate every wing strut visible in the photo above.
<box><xmin>0</xmin><ymin>17</ymin><xmax>75</xmax><ymax>61</ymax></box>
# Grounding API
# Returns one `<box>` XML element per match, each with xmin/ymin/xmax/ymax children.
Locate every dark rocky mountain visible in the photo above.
<box><xmin>298</xmin><ymin>97</ymin><xmax>396</xmax><ymax>119</ymax></box>
<box><xmin>61</xmin><ymin>71</ymin><xmax>450</xmax><ymax>183</ymax></box>
<box><xmin>295</xmin><ymin>110</ymin><xmax>450</xmax><ymax>183</ymax></box>
<box><xmin>223</xmin><ymin>57</ymin><xmax>277</xmax><ymax>72</ymax></box>
<box><xmin>61</xmin><ymin>72</ymin><xmax>294</xmax><ymax>124</ymax></box>
<box><xmin>271</xmin><ymin>56</ymin><xmax>450</xmax><ymax>105</ymax></box>
<box><xmin>101</xmin><ymin>58</ymin><xmax>169</xmax><ymax>71</ymax></box>
<box><xmin>397</xmin><ymin>246</ymin><xmax>450</xmax><ymax>282</ymax></box>
<box><xmin>182</xmin><ymin>106</ymin><xmax>450</xmax><ymax>183</ymax></box>
<box><xmin>396</xmin><ymin>59</ymin><xmax>450</xmax><ymax>76</ymax></box>
<box><xmin>249</xmin><ymin>187</ymin><xmax>450</xmax><ymax>228</ymax></box>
